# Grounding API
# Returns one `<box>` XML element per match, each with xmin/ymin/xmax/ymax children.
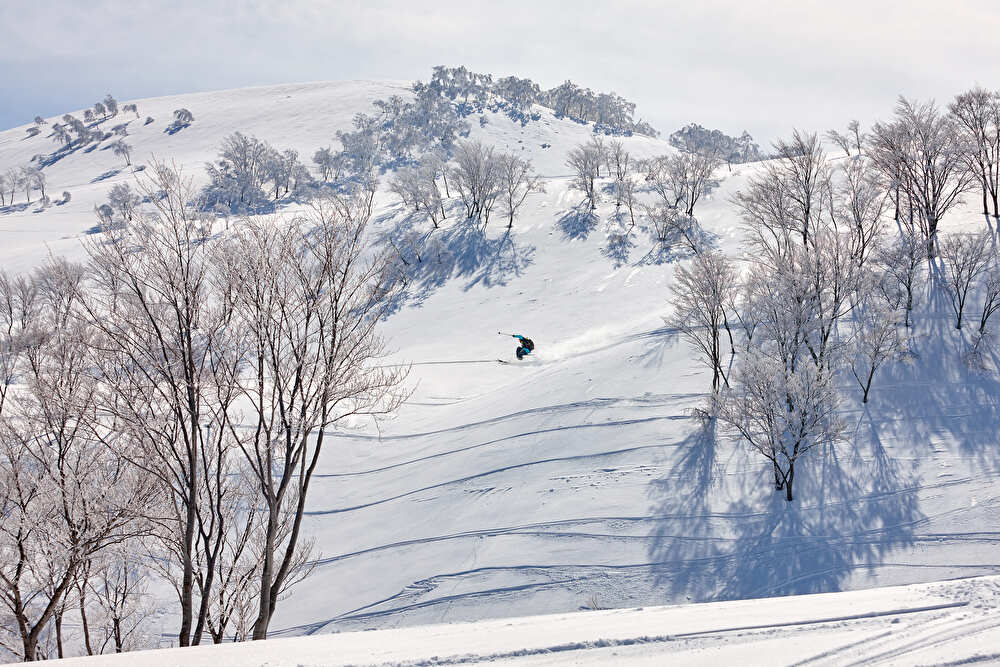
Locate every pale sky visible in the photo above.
<box><xmin>2</xmin><ymin>0</ymin><xmax>1000</xmax><ymax>144</ymax></box>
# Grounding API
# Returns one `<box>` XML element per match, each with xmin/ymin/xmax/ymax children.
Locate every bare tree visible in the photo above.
<box><xmin>0</xmin><ymin>259</ymin><xmax>154</xmax><ymax>661</ymax></box>
<box><xmin>850</xmin><ymin>298</ymin><xmax>901</xmax><ymax>403</ymax></box>
<box><xmin>451</xmin><ymin>140</ymin><xmax>502</xmax><ymax>224</ymax></box>
<box><xmin>876</xmin><ymin>231</ymin><xmax>925</xmax><ymax>328</ymax></box>
<box><xmin>112</xmin><ymin>140</ymin><xmax>132</xmax><ymax>167</ymax></box>
<box><xmin>81</xmin><ymin>163</ymin><xmax>237</xmax><ymax>647</ymax></box>
<box><xmin>832</xmin><ymin>157</ymin><xmax>887</xmax><ymax>268</ymax></box>
<box><xmin>718</xmin><ymin>349</ymin><xmax>843</xmax><ymax>501</ymax></box>
<box><xmin>668</xmin><ymin>252</ymin><xmax>736</xmax><ymax>392</ymax></box>
<box><xmin>645</xmin><ymin>150</ymin><xmax>720</xmax><ymax>216</ymax></box>
<box><xmin>497</xmin><ymin>153</ymin><xmax>542</xmax><ymax>229</ymax></box>
<box><xmin>734</xmin><ymin>130</ymin><xmax>831</xmax><ymax>251</ymax></box>
<box><xmin>826</xmin><ymin>129</ymin><xmax>852</xmax><ymax>156</ymax></box>
<box><xmin>939</xmin><ymin>231</ymin><xmax>992</xmax><ymax>330</ymax></box>
<box><xmin>949</xmin><ymin>87</ymin><xmax>1000</xmax><ymax>217</ymax></box>
<box><xmin>566</xmin><ymin>143</ymin><xmax>601</xmax><ymax>210</ymax></box>
<box><xmin>871</xmin><ymin>97</ymin><xmax>974</xmax><ymax>256</ymax></box>
<box><xmin>645</xmin><ymin>204</ymin><xmax>705</xmax><ymax>254</ymax></box>
<box><xmin>86</xmin><ymin>542</ymin><xmax>157</xmax><ymax>654</ymax></box>
<box><xmin>218</xmin><ymin>202</ymin><xmax>407</xmax><ymax>640</ymax></box>
<box><xmin>977</xmin><ymin>269</ymin><xmax>1000</xmax><ymax>335</ymax></box>
<box><xmin>848</xmin><ymin>120</ymin><xmax>865</xmax><ymax>155</ymax></box>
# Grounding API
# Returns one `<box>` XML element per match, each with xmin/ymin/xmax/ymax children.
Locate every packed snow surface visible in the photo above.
<box><xmin>4</xmin><ymin>80</ymin><xmax>1000</xmax><ymax>660</ymax></box>
<box><xmin>47</xmin><ymin>576</ymin><xmax>1000</xmax><ymax>665</ymax></box>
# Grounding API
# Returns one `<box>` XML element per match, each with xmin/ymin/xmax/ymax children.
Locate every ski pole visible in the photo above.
<box><xmin>497</xmin><ymin>331</ymin><xmax>514</xmax><ymax>336</ymax></box>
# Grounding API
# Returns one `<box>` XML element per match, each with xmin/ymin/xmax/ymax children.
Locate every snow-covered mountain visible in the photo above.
<box><xmin>3</xmin><ymin>80</ymin><xmax>1000</xmax><ymax>663</ymax></box>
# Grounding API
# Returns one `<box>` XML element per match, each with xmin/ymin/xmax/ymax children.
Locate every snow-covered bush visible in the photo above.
<box><xmin>165</xmin><ymin>108</ymin><xmax>194</xmax><ymax>134</ymax></box>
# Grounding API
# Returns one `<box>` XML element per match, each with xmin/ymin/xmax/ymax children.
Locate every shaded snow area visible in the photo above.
<box><xmin>4</xmin><ymin>81</ymin><xmax>1000</xmax><ymax>663</ymax></box>
<box><xmin>48</xmin><ymin>577</ymin><xmax>1000</xmax><ymax>665</ymax></box>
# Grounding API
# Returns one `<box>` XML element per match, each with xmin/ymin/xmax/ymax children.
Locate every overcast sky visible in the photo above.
<box><xmin>3</xmin><ymin>0</ymin><xmax>1000</xmax><ymax>143</ymax></box>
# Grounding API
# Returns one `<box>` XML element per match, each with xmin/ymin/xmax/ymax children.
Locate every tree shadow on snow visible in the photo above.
<box><xmin>555</xmin><ymin>204</ymin><xmax>599</xmax><ymax>241</ymax></box>
<box><xmin>90</xmin><ymin>168</ymin><xmax>122</xmax><ymax>183</ymax></box>
<box><xmin>645</xmin><ymin>409</ymin><xmax>924</xmax><ymax>603</ymax></box>
<box><xmin>376</xmin><ymin>207</ymin><xmax>536</xmax><ymax>315</ymax></box>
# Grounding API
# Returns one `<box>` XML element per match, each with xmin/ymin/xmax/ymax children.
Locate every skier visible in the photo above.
<box><xmin>509</xmin><ymin>333</ymin><xmax>534</xmax><ymax>360</ymax></box>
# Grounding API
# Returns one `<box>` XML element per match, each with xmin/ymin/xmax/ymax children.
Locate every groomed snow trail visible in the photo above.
<box><xmin>47</xmin><ymin>576</ymin><xmax>1000</xmax><ymax>666</ymax></box>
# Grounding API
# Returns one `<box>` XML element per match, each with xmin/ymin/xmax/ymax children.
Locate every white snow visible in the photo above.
<box><xmin>46</xmin><ymin>576</ymin><xmax>1000</xmax><ymax>665</ymax></box>
<box><xmin>4</xmin><ymin>80</ymin><xmax>1000</xmax><ymax>663</ymax></box>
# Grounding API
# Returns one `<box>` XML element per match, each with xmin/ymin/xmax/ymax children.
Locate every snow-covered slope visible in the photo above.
<box><xmin>49</xmin><ymin>576</ymin><xmax>1000</xmax><ymax>665</ymax></box>
<box><xmin>3</xmin><ymin>80</ymin><xmax>1000</xmax><ymax>656</ymax></box>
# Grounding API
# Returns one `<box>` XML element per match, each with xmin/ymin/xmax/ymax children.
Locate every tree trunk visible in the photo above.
<box><xmin>79</xmin><ymin>587</ymin><xmax>94</xmax><ymax>655</ymax></box>
<box><xmin>785</xmin><ymin>463</ymin><xmax>795</xmax><ymax>501</ymax></box>
<box><xmin>252</xmin><ymin>508</ymin><xmax>279</xmax><ymax>640</ymax></box>
<box><xmin>55</xmin><ymin>609</ymin><xmax>64</xmax><ymax>658</ymax></box>
<box><xmin>772</xmin><ymin>461</ymin><xmax>783</xmax><ymax>490</ymax></box>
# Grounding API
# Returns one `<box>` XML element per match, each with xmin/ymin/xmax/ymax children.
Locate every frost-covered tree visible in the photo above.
<box><xmin>111</xmin><ymin>123</ymin><xmax>128</xmax><ymax>137</ymax></box>
<box><xmin>25</xmin><ymin>126</ymin><xmax>40</xmax><ymax>138</ymax></box>
<box><xmin>94</xmin><ymin>102</ymin><xmax>107</xmax><ymax>120</ymax></box>
<box><xmin>20</xmin><ymin>166</ymin><xmax>44</xmax><ymax>202</ymax></box>
<box><xmin>832</xmin><ymin>157</ymin><xmax>887</xmax><ymax>268</ymax></box>
<box><xmin>103</xmin><ymin>94</ymin><xmax>118</xmax><ymax>118</ymax></box>
<box><xmin>84</xmin><ymin>109</ymin><xmax>95</xmax><ymax>124</ymax></box>
<box><xmin>82</xmin><ymin>543</ymin><xmax>157</xmax><ymax>654</ymax></box>
<box><xmin>81</xmin><ymin>163</ymin><xmax>239</xmax><ymax>648</ymax></box>
<box><xmin>497</xmin><ymin>153</ymin><xmax>541</xmax><ymax>229</ymax></box>
<box><xmin>668</xmin><ymin>252</ymin><xmax>736</xmax><ymax>392</ymax></box>
<box><xmin>0</xmin><ymin>260</ymin><xmax>155</xmax><ymax>660</ymax></box>
<box><xmin>949</xmin><ymin>87</ymin><xmax>1000</xmax><ymax>217</ymax></box>
<box><xmin>112</xmin><ymin>139</ymin><xmax>132</xmax><ymax>166</ymax></box>
<box><xmin>718</xmin><ymin>348</ymin><xmax>843</xmax><ymax>501</ymax></box>
<box><xmin>826</xmin><ymin>128</ymin><xmax>852</xmax><ymax>156</ymax></box>
<box><xmin>451</xmin><ymin>140</ymin><xmax>502</xmax><ymax>223</ymax></box>
<box><xmin>939</xmin><ymin>231</ymin><xmax>992</xmax><ymax>330</ymax></box>
<box><xmin>203</xmin><ymin>132</ymin><xmax>270</xmax><ymax>211</ymax></box>
<box><xmin>645</xmin><ymin>205</ymin><xmax>705</xmax><ymax>254</ymax></box>
<box><xmin>670</xmin><ymin>123</ymin><xmax>760</xmax><ymax>169</ymax></box>
<box><xmin>51</xmin><ymin>122</ymin><xmax>72</xmax><ymax>147</ymax></box>
<box><xmin>877</xmin><ymin>232</ymin><xmax>924</xmax><ymax>328</ymax></box>
<box><xmin>735</xmin><ymin>130</ymin><xmax>831</xmax><ymax>251</ymax></box>
<box><xmin>3</xmin><ymin>168</ymin><xmax>18</xmax><ymax>204</ymax></box>
<box><xmin>645</xmin><ymin>150</ymin><xmax>721</xmax><ymax>216</ymax></box>
<box><xmin>566</xmin><ymin>143</ymin><xmax>601</xmax><ymax>210</ymax></box>
<box><xmin>217</xmin><ymin>204</ymin><xmax>406</xmax><ymax>640</ymax></box>
<box><xmin>871</xmin><ymin>97</ymin><xmax>974</xmax><ymax>256</ymax></box>
<box><xmin>166</xmin><ymin>108</ymin><xmax>194</xmax><ymax>134</ymax></box>
<box><xmin>978</xmin><ymin>269</ymin><xmax>1000</xmax><ymax>335</ymax></box>
<box><xmin>312</xmin><ymin>146</ymin><xmax>343</xmax><ymax>182</ymax></box>
<box><xmin>106</xmin><ymin>183</ymin><xmax>141</xmax><ymax>223</ymax></box>
<box><xmin>850</xmin><ymin>298</ymin><xmax>901</xmax><ymax>403</ymax></box>
<box><xmin>122</xmin><ymin>103</ymin><xmax>139</xmax><ymax>119</ymax></box>
<box><xmin>33</xmin><ymin>116</ymin><xmax>46</xmax><ymax>126</ymax></box>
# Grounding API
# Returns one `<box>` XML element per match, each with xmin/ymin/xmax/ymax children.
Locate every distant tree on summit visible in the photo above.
<box><xmin>33</xmin><ymin>115</ymin><xmax>46</xmax><ymax>126</ymax></box>
<box><xmin>94</xmin><ymin>101</ymin><xmax>107</xmax><ymax>120</ymax></box>
<box><xmin>122</xmin><ymin>103</ymin><xmax>139</xmax><ymax>119</ymax></box>
<box><xmin>51</xmin><ymin>123</ymin><xmax>71</xmax><ymax>147</ymax></box>
<box><xmin>84</xmin><ymin>109</ymin><xmax>95</xmax><ymax>123</ymax></box>
<box><xmin>103</xmin><ymin>94</ymin><xmax>118</xmax><ymax>118</ymax></box>
<box><xmin>25</xmin><ymin>127</ymin><xmax>40</xmax><ymax>139</ymax></box>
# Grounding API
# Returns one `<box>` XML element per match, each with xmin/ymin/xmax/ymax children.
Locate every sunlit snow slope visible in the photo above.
<box><xmin>3</xmin><ymin>81</ymin><xmax>1000</xmax><ymax>645</ymax></box>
